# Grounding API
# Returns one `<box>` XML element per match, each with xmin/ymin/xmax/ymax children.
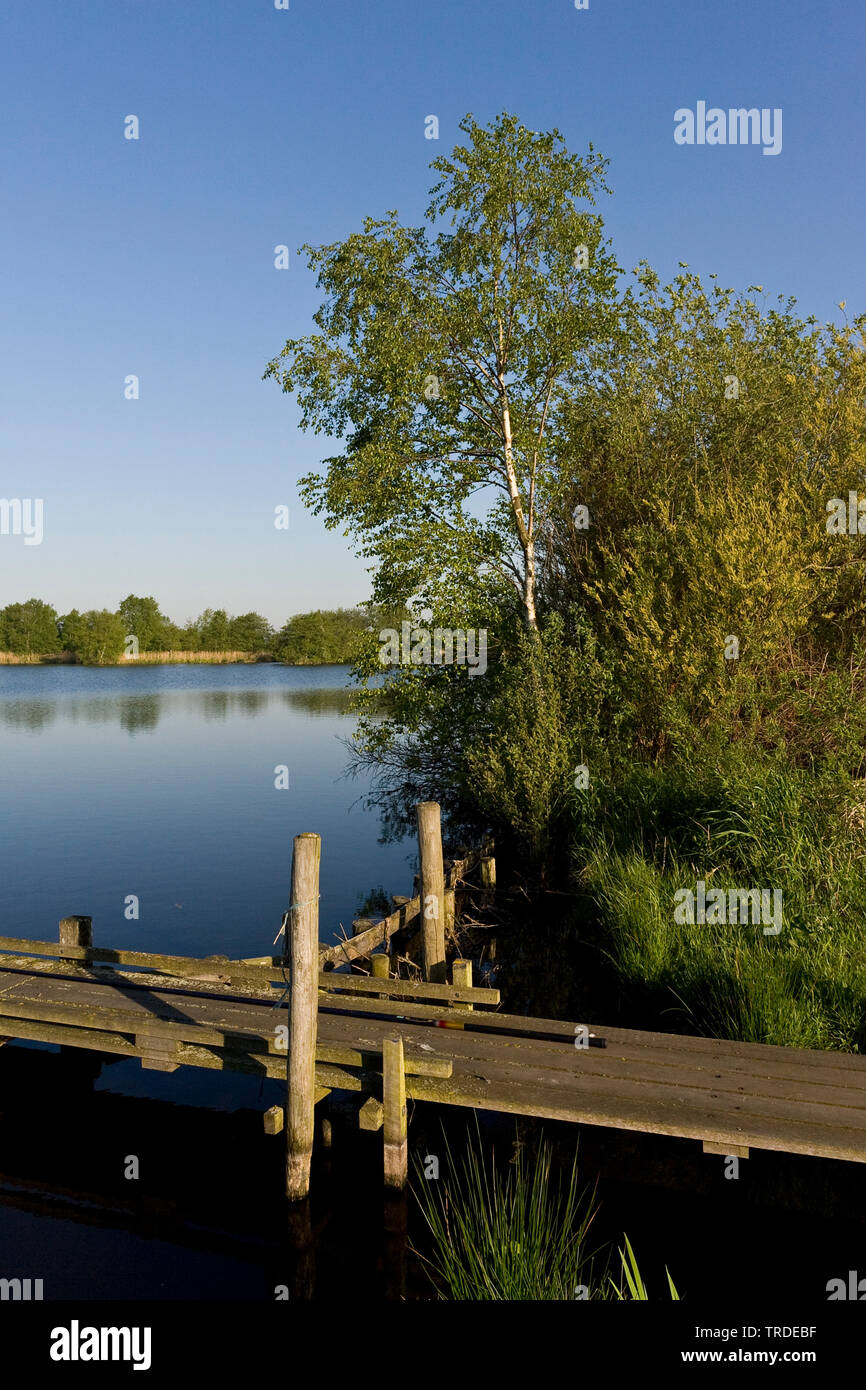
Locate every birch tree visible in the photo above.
<box><xmin>264</xmin><ymin>112</ymin><xmax>623</xmax><ymax>633</ymax></box>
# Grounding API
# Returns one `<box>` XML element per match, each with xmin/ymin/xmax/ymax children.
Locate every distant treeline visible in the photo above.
<box><xmin>0</xmin><ymin>596</ymin><xmax>404</xmax><ymax>666</ymax></box>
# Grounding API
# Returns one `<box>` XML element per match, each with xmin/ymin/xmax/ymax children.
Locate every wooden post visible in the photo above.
<box><xmin>59</xmin><ymin>915</ymin><xmax>91</xmax><ymax>964</ymax></box>
<box><xmin>416</xmin><ymin>802</ymin><xmax>446</xmax><ymax>984</ymax></box>
<box><xmin>480</xmin><ymin>855</ymin><xmax>496</xmax><ymax>906</ymax></box>
<box><xmin>444</xmin><ymin>888</ymin><xmax>455</xmax><ymax>937</ymax></box>
<box><xmin>371</xmin><ymin>951</ymin><xmax>389</xmax><ymax>998</ymax></box>
<box><xmin>452</xmin><ymin>958</ymin><xmax>473</xmax><ymax>1013</ymax></box>
<box><xmin>286</xmin><ymin>833</ymin><xmax>320</xmax><ymax>1203</ymax></box>
<box><xmin>57</xmin><ymin>916</ymin><xmax>101</xmax><ymax>1079</ymax></box>
<box><xmin>383</xmin><ymin>1035</ymin><xmax>408</xmax><ymax>1189</ymax></box>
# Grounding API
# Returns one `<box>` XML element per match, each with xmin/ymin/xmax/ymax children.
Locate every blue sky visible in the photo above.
<box><xmin>1</xmin><ymin>0</ymin><xmax>863</xmax><ymax>626</ymax></box>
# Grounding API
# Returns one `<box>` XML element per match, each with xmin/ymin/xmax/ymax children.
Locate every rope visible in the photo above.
<box><xmin>269</xmin><ymin>895</ymin><xmax>322</xmax><ymax>1008</ymax></box>
<box><xmin>271</xmin><ymin>895</ymin><xmax>322</xmax><ymax>945</ymax></box>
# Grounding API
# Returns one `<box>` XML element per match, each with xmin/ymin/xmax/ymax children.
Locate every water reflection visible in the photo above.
<box><xmin>0</xmin><ymin>685</ymin><xmax>361</xmax><ymax>733</ymax></box>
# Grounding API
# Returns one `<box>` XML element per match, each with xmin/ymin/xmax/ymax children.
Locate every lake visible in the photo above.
<box><xmin>0</xmin><ymin>663</ymin><xmax>412</xmax><ymax>959</ymax></box>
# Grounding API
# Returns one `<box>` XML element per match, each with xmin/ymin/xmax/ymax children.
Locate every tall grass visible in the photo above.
<box><xmin>412</xmin><ymin>1124</ymin><xmax>679</xmax><ymax>1300</ymax></box>
<box><xmin>578</xmin><ymin>758</ymin><xmax>866</xmax><ymax>1050</ymax></box>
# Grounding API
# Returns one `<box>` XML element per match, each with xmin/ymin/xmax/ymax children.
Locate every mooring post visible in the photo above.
<box><xmin>286</xmin><ymin>833</ymin><xmax>320</xmax><ymax>1203</ymax></box>
<box><xmin>382</xmin><ymin>1035</ymin><xmax>408</xmax><ymax>1189</ymax></box>
<box><xmin>451</xmin><ymin>957</ymin><xmax>473</xmax><ymax>1013</ymax></box>
<box><xmin>371</xmin><ymin>951</ymin><xmax>390</xmax><ymax>999</ymax></box>
<box><xmin>59</xmin><ymin>915</ymin><xmax>92</xmax><ymax>964</ymax></box>
<box><xmin>416</xmin><ymin>801</ymin><xmax>446</xmax><ymax>984</ymax></box>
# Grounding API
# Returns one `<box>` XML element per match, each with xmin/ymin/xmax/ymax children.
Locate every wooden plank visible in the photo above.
<box><xmin>400</xmin><ymin>1069</ymin><xmax>866</xmax><ymax>1163</ymax></box>
<box><xmin>0</xmin><ymin>937</ymin><xmax>278</xmax><ymax>985</ymax></box>
<box><xmin>704</xmin><ymin>1141</ymin><xmax>749</xmax><ymax>1158</ymax></box>
<box><xmin>0</xmin><ymin>985</ymin><xmax>453</xmax><ymax>1077</ymax></box>
<box><xmin>136</xmin><ymin>1034</ymin><xmax>180</xmax><ymax>1073</ymax></box>
<box><xmin>0</xmin><ymin>954</ymin><xmax>499</xmax><ymax>1009</ymax></box>
<box><xmin>319</xmin><ymin>974</ymin><xmax>498</xmax><ymax>1006</ymax></box>
<box><xmin>314</xmin><ymin>1041</ymin><xmax>451</xmax><ymax>1078</ymax></box>
<box><xmin>319</xmin><ymin>899</ymin><xmax>420</xmax><ymax>966</ymax></box>
<box><xmin>0</xmin><ymin>956</ymin><xmax>280</xmax><ymax>1001</ymax></box>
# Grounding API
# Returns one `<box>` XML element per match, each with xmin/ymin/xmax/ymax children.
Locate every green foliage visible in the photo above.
<box><xmin>462</xmin><ymin>614</ymin><xmax>610</xmax><ymax>860</ymax></box>
<box><xmin>60</xmin><ymin>609</ymin><xmax>127</xmax><ymax>665</ymax></box>
<box><xmin>412</xmin><ymin>1123</ymin><xmax>678</xmax><ymax>1301</ymax></box>
<box><xmin>194</xmin><ymin>608</ymin><xmax>231</xmax><ymax>650</ymax></box>
<box><xmin>579</xmin><ymin>756</ymin><xmax>866</xmax><ymax>1049</ymax></box>
<box><xmin>0</xmin><ymin>598</ymin><xmax>58</xmax><ymax>654</ymax></box>
<box><xmin>117</xmin><ymin>595</ymin><xmax>171</xmax><ymax>652</ymax></box>
<box><xmin>290</xmin><ymin>117</ymin><xmax>866</xmax><ymax>1056</ymax></box>
<box><xmin>412</xmin><ymin>1126</ymin><xmax>601</xmax><ymax>1300</ymax></box>
<box><xmin>227</xmin><ymin>611</ymin><xmax>273</xmax><ymax>652</ymax></box>
<box><xmin>272</xmin><ymin>608</ymin><xmax>370</xmax><ymax>665</ymax></box>
<box><xmin>265</xmin><ymin>111</ymin><xmax>625</xmax><ymax>632</ymax></box>
<box><xmin>610</xmin><ymin>1235</ymin><xmax>680</xmax><ymax>1301</ymax></box>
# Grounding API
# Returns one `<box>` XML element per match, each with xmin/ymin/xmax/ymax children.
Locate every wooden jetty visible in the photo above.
<box><xmin>2</xmin><ymin>803</ymin><xmax>866</xmax><ymax>1199</ymax></box>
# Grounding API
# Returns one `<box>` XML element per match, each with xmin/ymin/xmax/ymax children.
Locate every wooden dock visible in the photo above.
<box><xmin>2</xmin><ymin>806</ymin><xmax>866</xmax><ymax>1197</ymax></box>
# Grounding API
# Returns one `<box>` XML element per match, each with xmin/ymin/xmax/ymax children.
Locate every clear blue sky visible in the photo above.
<box><xmin>1</xmin><ymin>0</ymin><xmax>863</xmax><ymax>627</ymax></box>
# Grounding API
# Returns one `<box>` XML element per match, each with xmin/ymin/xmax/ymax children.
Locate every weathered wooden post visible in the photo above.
<box><xmin>382</xmin><ymin>1035</ymin><xmax>408</xmax><ymax>1189</ymax></box>
<box><xmin>479</xmin><ymin>853</ymin><xmax>496</xmax><ymax>906</ymax></box>
<box><xmin>371</xmin><ymin>951</ymin><xmax>390</xmax><ymax>998</ymax></box>
<box><xmin>57</xmin><ymin>916</ymin><xmax>102</xmax><ymax>1078</ymax></box>
<box><xmin>286</xmin><ymin>833</ymin><xmax>320</xmax><ymax>1203</ymax></box>
<box><xmin>444</xmin><ymin>888</ymin><xmax>455</xmax><ymax>936</ymax></box>
<box><xmin>59</xmin><ymin>915</ymin><xmax>91</xmax><ymax>964</ymax></box>
<box><xmin>451</xmin><ymin>958</ymin><xmax>473</xmax><ymax>1014</ymax></box>
<box><xmin>416</xmin><ymin>802</ymin><xmax>446</xmax><ymax>983</ymax></box>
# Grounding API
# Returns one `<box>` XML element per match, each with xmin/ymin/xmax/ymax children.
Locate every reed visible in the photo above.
<box><xmin>412</xmin><ymin>1122</ymin><xmax>679</xmax><ymax>1300</ymax></box>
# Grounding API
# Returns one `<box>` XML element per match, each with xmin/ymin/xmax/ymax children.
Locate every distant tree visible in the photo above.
<box><xmin>60</xmin><ymin>609</ymin><xmax>127</xmax><ymax>665</ymax></box>
<box><xmin>118</xmin><ymin>594</ymin><xmax>170</xmax><ymax>652</ymax></box>
<box><xmin>0</xmin><ymin>598</ymin><xmax>59</xmax><ymax>654</ymax></box>
<box><xmin>195</xmin><ymin>608</ymin><xmax>231</xmax><ymax>650</ymax></box>
<box><xmin>227</xmin><ymin>611</ymin><xmax>273</xmax><ymax>652</ymax></box>
<box><xmin>272</xmin><ymin>608</ymin><xmax>371</xmax><ymax>664</ymax></box>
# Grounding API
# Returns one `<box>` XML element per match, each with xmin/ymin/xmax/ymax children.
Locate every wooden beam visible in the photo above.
<box><xmin>318</xmin><ymin>897</ymin><xmax>420</xmax><ymax>966</ymax></box>
<box><xmin>136</xmin><ymin>1034</ymin><xmax>180</xmax><ymax>1073</ymax></box>
<box><xmin>319</xmin><ymin>974</ymin><xmax>498</xmax><ymax>1005</ymax></box>
<box><xmin>703</xmin><ymin>1141</ymin><xmax>749</xmax><ymax>1159</ymax></box>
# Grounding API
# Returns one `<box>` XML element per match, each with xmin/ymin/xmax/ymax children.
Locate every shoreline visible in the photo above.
<box><xmin>0</xmin><ymin>651</ymin><xmax>353</xmax><ymax>668</ymax></box>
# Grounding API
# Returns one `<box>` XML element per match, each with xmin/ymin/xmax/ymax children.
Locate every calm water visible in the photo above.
<box><xmin>0</xmin><ymin>663</ymin><xmax>412</xmax><ymax>957</ymax></box>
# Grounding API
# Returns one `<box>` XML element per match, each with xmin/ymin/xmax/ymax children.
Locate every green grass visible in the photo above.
<box><xmin>412</xmin><ymin>1123</ymin><xmax>679</xmax><ymax>1301</ymax></box>
<box><xmin>577</xmin><ymin>759</ymin><xmax>866</xmax><ymax>1050</ymax></box>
